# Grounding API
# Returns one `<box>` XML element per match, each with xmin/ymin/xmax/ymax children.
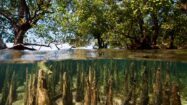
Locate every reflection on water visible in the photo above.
<box><xmin>0</xmin><ymin>49</ymin><xmax>187</xmax><ymax>62</ymax></box>
<box><xmin>0</xmin><ymin>49</ymin><xmax>186</xmax><ymax>105</ymax></box>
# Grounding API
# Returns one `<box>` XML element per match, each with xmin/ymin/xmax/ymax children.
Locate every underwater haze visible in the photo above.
<box><xmin>0</xmin><ymin>49</ymin><xmax>187</xmax><ymax>105</ymax></box>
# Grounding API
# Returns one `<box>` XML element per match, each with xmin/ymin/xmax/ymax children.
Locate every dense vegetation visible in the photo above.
<box><xmin>0</xmin><ymin>0</ymin><xmax>187</xmax><ymax>49</ymax></box>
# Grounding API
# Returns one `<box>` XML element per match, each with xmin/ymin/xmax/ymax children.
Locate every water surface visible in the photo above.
<box><xmin>0</xmin><ymin>49</ymin><xmax>186</xmax><ymax>105</ymax></box>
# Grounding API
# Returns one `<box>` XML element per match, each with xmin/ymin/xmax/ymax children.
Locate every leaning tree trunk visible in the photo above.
<box><xmin>10</xmin><ymin>23</ymin><xmax>36</xmax><ymax>50</ymax></box>
<box><xmin>14</xmin><ymin>30</ymin><xmax>25</xmax><ymax>45</ymax></box>
<box><xmin>14</xmin><ymin>23</ymin><xmax>31</xmax><ymax>45</ymax></box>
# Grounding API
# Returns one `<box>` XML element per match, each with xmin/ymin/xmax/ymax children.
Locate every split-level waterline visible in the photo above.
<box><xmin>0</xmin><ymin>47</ymin><xmax>187</xmax><ymax>105</ymax></box>
<box><xmin>0</xmin><ymin>58</ymin><xmax>186</xmax><ymax>105</ymax></box>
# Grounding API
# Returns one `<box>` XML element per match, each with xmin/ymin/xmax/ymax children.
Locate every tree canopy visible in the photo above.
<box><xmin>0</xmin><ymin>0</ymin><xmax>52</xmax><ymax>46</ymax></box>
<box><xmin>0</xmin><ymin>0</ymin><xmax>186</xmax><ymax>49</ymax></box>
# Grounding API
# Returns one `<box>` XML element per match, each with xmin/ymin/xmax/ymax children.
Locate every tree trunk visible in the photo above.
<box><xmin>13</xmin><ymin>21</ymin><xmax>31</xmax><ymax>45</ymax></box>
<box><xmin>138</xmin><ymin>11</ymin><xmax>144</xmax><ymax>38</ymax></box>
<box><xmin>10</xmin><ymin>25</ymin><xmax>35</xmax><ymax>50</ymax></box>
<box><xmin>0</xmin><ymin>0</ymin><xmax>51</xmax><ymax>48</ymax></box>
<box><xmin>0</xmin><ymin>35</ymin><xmax>6</xmax><ymax>49</ymax></box>
<box><xmin>14</xmin><ymin>29</ymin><xmax>26</xmax><ymax>45</ymax></box>
<box><xmin>151</xmin><ymin>14</ymin><xmax>159</xmax><ymax>46</ymax></box>
<box><xmin>136</xmin><ymin>10</ymin><xmax>152</xmax><ymax>49</ymax></box>
<box><xmin>168</xmin><ymin>30</ymin><xmax>175</xmax><ymax>49</ymax></box>
<box><xmin>97</xmin><ymin>36</ymin><xmax>107</xmax><ymax>49</ymax></box>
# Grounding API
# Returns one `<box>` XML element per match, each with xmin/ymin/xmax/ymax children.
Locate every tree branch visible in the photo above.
<box><xmin>54</xmin><ymin>44</ymin><xmax>60</xmax><ymax>50</ymax></box>
<box><xmin>23</xmin><ymin>43</ymin><xmax>50</xmax><ymax>47</ymax></box>
<box><xmin>24</xmin><ymin>0</ymin><xmax>31</xmax><ymax>20</ymax></box>
<box><xmin>31</xmin><ymin>0</ymin><xmax>52</xmax><ymax>24</ymax></box>
<box><xmin>0</xmin><ymin>9</ymin><xmax>15</xmax><ymax>24</ymax></box>
<box><xmin>9</xmin><ymin>44</ymin><xmax>36</xmax><ymax>50</ymax></box>
<box><xmin>18</xmin><ymin>0</ymin><xmax>31</xmax><ymax>20</ymax></box>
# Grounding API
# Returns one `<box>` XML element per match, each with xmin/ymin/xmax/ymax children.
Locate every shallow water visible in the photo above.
<box><xmin>0</xmin><ymin>49</ymin><xmax>187</xmax><ymax>62</ymax></box>
<box><xmin>0</xmin><ymin>49</ymin><xmax>186</xmax><ymax>105</ymax></box>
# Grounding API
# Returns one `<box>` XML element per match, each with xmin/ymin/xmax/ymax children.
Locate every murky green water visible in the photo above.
<box><xmin>0</xmin><ymin>49</ymin><xmax>186</xmax><ymax>105</ymax></box>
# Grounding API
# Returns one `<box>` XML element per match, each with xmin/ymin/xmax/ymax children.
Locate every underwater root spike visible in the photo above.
<box><xmin>162</xmin><ymin>69</ymin><xmax>171</xmax><ymax>105</ymax></box>
<box><xmin>106</xmin><ymin>76</ymin><xmax>113</xmax><ymax>105</ymax></box>
<box><xmin>84</xmin><ymin>69</ymin><xmax>97</xmax><ymax>105</ymax></box>
<box><xmin>0</xmin><ymin>69</ymin><xmax>10</xmax><ymax>105</ymax></box>
<box><xmin>123</xmin><ymin>88</ymin><xmax>133</xmax><ymax>105</ymax></box>
<box><xmin>139</xmin><ymin>68</ymin><xmax>149</xmax><ymax>105</ymax></box>
<box><xmin>84</xmin><ymin>77</ymin><xmax>91</xmax><ymax>105</ymax></box>
<box><xmin>25</xmin><ymin>69</ymin><xmax>51</xmax><ymax>105</ymax></box>
<box><xmin>124</xmin><ymin>69</ymin><xmax>129</xmax><ymax>95</ymax></box>
<box><xmin>76</xmin><ymin>67</ymin><xmax>84</xmax><ymax>102</ymax></box>
<box><xmin>5</xmin><ymin>71</ymin><xmax>16</xmax><ymax>105</ymax></box>
<box><xmin>153</xmin><ymin>68</ymin><xmax>162</xmax><ymax>105</ymax></box>
<box><xmin>25</xmin><ymin>74</ymin><xmax>36</xmax><ymax>105</ymax></box>
<box><xmin>36</xmin><ymin>69</ymin><xmax>51</xmax><ymax>105</ymax></box>
<box><xmin>61</xmin><ymin>72</ymin><xmax>73</xmax><ymax>105</ymax></box>
<box><xmin>171</xmin><ymin>83</ymin><xmax>181</xmax><ymax>105</ymax></box>
<box><xmin>91</xmin><ymin>70</ymin><xmax>97</xmax><ymax>105</ymax></box>
<box><xmin>24</xmin><ymin>69</ymin><xmax>29</xmax><ymax>105</ymax></box>
<box><xmin>123</xmin><ymin>63</ymin><xmax>137</xmax><ymax>105</ymax></box>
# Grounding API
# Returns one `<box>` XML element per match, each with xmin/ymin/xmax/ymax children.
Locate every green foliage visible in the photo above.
<box><xmin>0</xmin><ymin>16</ymin><xmax>14</xmax><ymax>42</ymax></box>
<box><xmin>0</xmin><ymin>0</ymin><xmax>186</xmax><ymax>49</ymax></box>
<box><xmin>56</xmin><ymin>0</ymin><xmax>186</xmax><ymax>49</ymax></box>
<box><xmin>0</xmin><ymin>0</ymin><xmax>52</xmax><ymax>44</ymax></box>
